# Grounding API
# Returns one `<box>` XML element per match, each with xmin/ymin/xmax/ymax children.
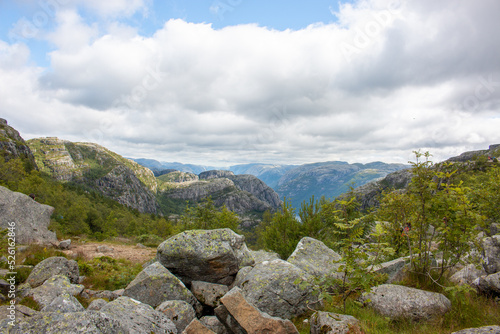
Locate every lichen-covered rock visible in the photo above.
<box><xmin>287</xmin><ymin>237</ymin><xmax>342</xmax><ymax>282</ymax></box>
<box><xmin>250</xmin><ymin>250</ymin><xmax>281</xmax><ymax>263</ymax></box>
<box><xmin>0</xmin><ymin>186</ymin><xmax>57</xmax><ymax>245</ymax></box>
<box><xmin>229</xmin><ymin>266</ymin><xmax>253</xmax><ymax>290</ymax></box>
<box><xmin>450</xmin><ymin>264</ymin><xmax>487</xmax><ymax>286</ymax></box>
<box><xmin>370</xmin><ymin>256</ymin><xmax>409</xmax><ymax>283</ymax></box>
<box><xmin>41</xmin><ymin>293</ymin><xmax>85</xmax><ymax>313</ymax></box>
<box><xmin>0</xmin><ymin>311</ymin><xmax>128</xmax><ymax>333</ymax></box>
<box><xmin>236</xmin><ymin>259</ymin><xmax>320</xmax><ymax>319</ymax></box>
<box><xmin>26</xmin><ymin>256</ymin><xmax>79</xmax><ymax>288</ymax></box>
<box><xmin>157</xmin><ymin>229</ymin><xmax>254</xmax><ymax>285</ymax></box>
<box><xmin>215</xmin><ymin>287</ymin><xmax>298</xmax><ymax>334</ymax></box>
<box><xmin>100</xmin><ymin>296</ymin><xmax>177</xmax><ymax>333</ymax></box>
<box><xmin>0</xmin><ymin>304</ymin><xmax>38</xmax><ymax>322</ymax></box>
<box><xmin>59</xmin><ymin>239</ymin><xmax>71</xmax><ymax>250</ymax></box>
<box><xmin>451</xmin><ymin>325</ymin><xmax>500</xmax><ymax>333</ymax></box>
<box><xmin>481</xmin><ymin>235</ymin><xmax>500</xmax><ymax>274</ymax></box>
<box><xmin>472</xmin><ymin>272</ymin><xmax>500</xmax><ymax>296</ymax></box>
<box><xmin>310</xmin><ymin>312</ymin><xmax>361</xmax><ymax>334</ymax></box>
<box><xmin>191</xmin><ymin>281</ymin><xmax>228</xmax><ymax>308</ymax></box>
<box><xmin>360</xmin><ymin>284</ymin><xmax>451</xmax><ymax>321</ymax></box>
<box><xmin>29</xmin><ymin>275</ymin><xmax>84</xmax><ymax>309</ymax></box>
<box><xmin>87</xmin><ymin>298</ymin><xmax>109</xmax><ymax>311</ymax></box>
<box><xmin>156</xmin><ymin>300</ymin><xmax>196</xmax><ymax>333</ymax></box>
<box><xmin>123</xmin><ymin>262</ymin><xmax>200</xmax><ymax>311</ymax></box>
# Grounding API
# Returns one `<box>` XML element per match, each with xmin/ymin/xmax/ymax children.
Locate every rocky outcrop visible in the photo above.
<box><xmin>0</xmin><ymin>185</ymin><xmax>57</xmax><ymax>245</ymax></box>
<box><xmin>227</xmin><ymin>174</ymin><xmax>282</xmax><ymax>209</ymax></box>
<box><xmin>0</xmin><ymin>118</ymin><xmax>37</xmax><ymax>170</ymax></box>
<box><xmin>310</xmin><ymin>312</ymin><xmax>361</xmax><ymax>334</ymax></box>
<box><xmin>123</xmin><ymin>262</ymin><xmax>201</xmax><ymax>311</ymax></box>
<box><xmin>200</xmin><ymin>170</ymin><xmax>235</xmax><ymax>180</ymax></box>
<box><xmin>26</xmin><ymin>256</ymin><xmax>79</xmax><ymax>288</ymax></box>
<box><xmin>157</xmin><ymin>229</ymin><xmax>254</xmax><ymax>286</ymax></box>
<box><xmin>215</xmin><ymin>287</ymin><xmax>299</xmax><ymax>334</ymax></box>
<box><xmin>235</xmin><ymin>259</ymin><xmax>320</xmax><ymax>319</ymax></box>
<box><xmin>287</xmin><ymin>237</ymin><xmax>343</xmax><ymax>282</ymax></box>
<box><xmin>360</xmin><ymin>284</ymin><xmax>451</xmax><ymax>321</ymax></box>
<box><xmin>27</xmin><ymin>138</ymin><xmax>158</xmax><ymax>214</ymax></box>
<box><xmin>29</xmin><ymin>275</ymin><xmax>84</xmax><ymax>309</ymax></box>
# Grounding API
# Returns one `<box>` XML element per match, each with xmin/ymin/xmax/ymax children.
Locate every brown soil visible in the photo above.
<box><xmin>61</xmin><ymin>242</ymin><xmax>157</xmax><ymax>264</ymax></box>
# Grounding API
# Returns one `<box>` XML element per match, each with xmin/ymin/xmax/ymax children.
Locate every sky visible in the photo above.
<box><xmin>1</xmin><ymin>0</ymin><xmax>499</xmax><ymax>166</ymax></box>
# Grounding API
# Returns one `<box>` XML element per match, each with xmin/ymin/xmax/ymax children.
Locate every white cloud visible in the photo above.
<box><xmin>1</xmin><ymin>0</ymin><xmax>500</xmax><ymax>166</ymax></box>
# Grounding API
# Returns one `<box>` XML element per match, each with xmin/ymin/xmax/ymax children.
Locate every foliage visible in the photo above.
<box><xmin>258</xmin><ymin>198</ymin><xmax>302</xmax><ymax>259</ymax></box>
<box><xmin>78</xmin><ymin>256</ymin><xmax>143</xmax><ymax>291</ymax></box>
<box><xmin>135</xmin><ymin>234</ymin><xmax>164</xmax><ymax>248</ymax></box>
<box><xmin>180</xmin><ymin>197</ymin><xmax>240</xmax><ymax>231</ymax></box>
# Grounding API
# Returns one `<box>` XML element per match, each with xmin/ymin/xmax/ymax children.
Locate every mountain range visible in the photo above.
<box><xmin>133</xmin><ymin>159</ymin><xmax>409</xmax><ymax>209</ymax></box>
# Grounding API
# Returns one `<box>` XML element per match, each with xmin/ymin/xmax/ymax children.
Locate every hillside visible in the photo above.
<box><xmin>28</xmin><ymin>138</ymin><xmax>159</xmax><ymax>214</ymax></box>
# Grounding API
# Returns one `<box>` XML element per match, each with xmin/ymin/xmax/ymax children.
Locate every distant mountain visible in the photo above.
<box><xmin>131</xmin><ymin>159</ymin><xmax>226</xmax><ymax>175</ymax></box>
<box><xmin>229</xmin><ymin>163</ymin><xmax>297</xmax><ymax>189</ymax></box>
<box><xmin>275</xmin><ymin>161</ymin><xmax>410</xmax><ymax>209</ymax></box>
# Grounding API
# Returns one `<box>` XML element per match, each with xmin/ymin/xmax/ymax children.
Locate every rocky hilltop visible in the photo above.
<box><xmin>0</xmin><ymin>119</ymin><xmax>37</xmax><ymax>171</ymax></box>
<box><xmin>157</xmin><ymin>170</ymin><xmax>282</xmax><ymax>215</ymax></box>
<box><xmin>28</xmin><ymin>137</ymin><xmax>159</xmax><ymax>214</ymax></box>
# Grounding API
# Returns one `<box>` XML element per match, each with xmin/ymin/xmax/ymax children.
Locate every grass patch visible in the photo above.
<box><xmin>78</xmin><ymin>256</ymin><xmax>142</xmax><ymax>291</ymax></box>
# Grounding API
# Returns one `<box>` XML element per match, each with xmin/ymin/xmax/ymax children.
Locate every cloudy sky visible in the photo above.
<box><xmin>1</xmin><ymin>0</ymin><xmax>499</xmax><ymax>166</ymax></box>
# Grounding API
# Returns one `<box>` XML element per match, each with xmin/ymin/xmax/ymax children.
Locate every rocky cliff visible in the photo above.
<box><xmin>28</xmin><ymin>138</ymin><xmax>158</xmax><ymax>214</ymax></box>
<box><xmin>157</xmin><ymin>171</ymin><xmax>282</xmax><ymax>215</ymax></box>
<box><xmin>0</xmin><ymin>118</ymin><xmax>37</xmax><ymax>171</ymax></box>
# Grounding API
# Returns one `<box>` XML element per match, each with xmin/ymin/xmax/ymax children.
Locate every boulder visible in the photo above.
<box><xmin>450</xmin><ymin>264</ymin><xmax>487</xmax><ymax>286</ymax></box>
<box><xmin>370</xmin><ymin>256</ymin><xmax>409</xmax><ymax>283</ymax></box>
<box><xmin>100</xmin><ymin>296</ymin><xmax>177</xmax><ymax>333</ymax></box>
<box><xmin>215</xmin><ymin>287</ymin><xmax>298</xmax><ymax>333</ymax></box>
<box><xmin>157</xmin><ymin>229</ymin><xmax>254</xmax><ymax>285</ymax></box>
<box><xmin>200</xmin><ymin>316</ymin><xmax>229</xmax><ymax>334</ymax></box>
<box><xmin>41</xmin><ymin>293</ymin><xmax>85</xmax><ymax>313</ymax></box>
<box><xmin>236</xmin><ymin>259</ymin><xmax>320</xmax><ymax>319</ymax></box>
<box><xmin>26</xmin><ymin>256</ymin><xmax>79</xmax><ymax>288</ymax></box>
<box><xmin>29</xmin><ymin>275</ymin><xmax>84</xmax><ymax>309</ymax></box>
<box><xmin>310</xmin><ymin>311</ymin><xmax>361</xmax><ymax>334</ymax></box>
<box><xmin>191</xmin><ymin>281</ymin><xmax>228</xmax><ymax>308</ymax></box>
<box><xmin>87</xmin><ymin>298</ymin><xmax>109</xmax><ymax>311</ymax></box>
<box><xmin>472</xmin><ymin>272</ymin><xmax>500</xmax><ymax>296</ymax></box>
<box><xmin>123</xmin><ymin>262</ymin><xmax>200</xmax><ymax>311</ymax></box>
<box><xmin>287</xmin><ymin>237</ymin><xmax>343</xmax><ymax>282</ymax></box>
<box><xmin>250</xmin><ymin>250</ymin><xmax>281</xmax><ymax>264</ymax></box>
<box><xmin>182</xmin><ymin>318</ymin><xmax>216</xmax><ymax>334</ymax></box>
<box><xmin>0</xmin><ymin>311</ymin><xmax>128</xmax><ymax>333</ymax></box>
<box><xmin>0</xmin><ymin>185</ymin><xmax>57</xmax><ymax>244</ymax></box>
<box><xmin>156</xmin><ymin>300</ymin><xmax>196</xmax><ymax>333</ymax></box>
<box><xmin>0</xmin><ymin>304</ymin><xmax>39</xmax><ymax>322</ymax></box>
<box><xmin>451</xmin><ymin>326</ymin><xmax>500</xmax><ymax>333</ymax></box>
<box><xmin>360</xmin><ymin>284</ymin><xmax>451</xmax><ymax>321</ymax></box>
<box><xmin>482</xmin><ymin>235</ymin><xmax>500</xmax><ymax>274</ymax></box>
<box><xmin>96</xmin><ymin>245</ymin><xmax>114</xmax><ymax>253</ymax></box>
<box><xmin>83</xmin><ymin>289</ymin><xmax>119</xmax><ymax>301</ymax></box>
<box><xmin>59</xmin><ymin>239</ymin><xmax>71</xmax><ymax>250</ymax></box>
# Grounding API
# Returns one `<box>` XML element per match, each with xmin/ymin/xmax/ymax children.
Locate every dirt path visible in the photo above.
<box><xmin>62</xmin><ymin>242</ymin><xmax>157</xmax><ymax>264</ymax></box>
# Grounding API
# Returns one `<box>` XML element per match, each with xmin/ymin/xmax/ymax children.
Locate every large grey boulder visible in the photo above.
<box><xmin>0</xmin><ymin>304</ymin><xmax>38</xmax><ymax>322</ymax></box>
<box><xmin>370</xmin><ymin>256</ymin><xmax>409</xmax><ymax>283</ymax></box>
<box><xmin>451</xmin><ymin>325</ymin><xmax>500</xmax><ymax>333</ymax></box>
<box><xmin>29</xmin><ymin>275</ymin><xmax>84</xmax><ymax>309</ymax></box>
<box><xmin>0</xmin><ymin>186</ymin><xmax>57</xmax><ymax>244</ymax></box>
<box><xmin>157</xmin><ymin>229</ymin><xmax>254</xmax><ymax>285</ymax></box>
<box><xmin>41</xmin><ymin>293</ymin><xmax>85</xmax><ymax>313</ymax></box>
<box><xmin>360</xmin><ymin>284</ymin><xmax>451</xmax><ymax>321</ymax></box>
<box><xmin>100</xmin><ymin>296</ymin><xmax>177</xmax><ymax>333</ymax></box>
<box><xmin>472</xmin><ymin>272</ymin><xmax>500</xmax><ymax>296</ymax></box>
<box><xmin>26</xmin><ymin>256</ymin><xmax>79</xmax><ymax>288</ymax></box>
<box><xmin>235</xmin><ymin>259</ymin><xmax>320</xmax><ymax>319</ymax></box>
<box><xmin>482</xmin><ymin>235</ymin><xmax>500</xmax><ymax>274</ymax></box>
<box><xmin>215</xmin><ymin>287</ymin><xmax>298</xmax><ymax>334</ymax></box>
<box><xmin>287</xmin><ymin>237</ymin><xmax>343</xmax><ymax>282</ymax></box>
<box><xmin>250</xmin><ymin>250</ymin><xmax>280</xmax><ymax>263</ymax></box>
<box><xmin>87</xmin><ymin>298</ymin><xmax>109</xmax><ymax>311</ymax></box>
<box><xmin>156</xmin><ymin>300</ymin><xmax>196</xmax><ymax>333</ymax></box>
<box><xmin>0</xmin><ymin>311</ymin><xmax>128</xmax><ymax>333</ymax></box>
<box><xmin>310</xmin><ymin>312</ymin><xmax>361</xmax><ymax>334</ymax></box>
<box><xmin>123</xmin><ymin>262</ymin><xmax>200</xmax><ymax>311</ymax></box>
<box><xmin>450</xmin><ymin>264</ymin><xmax>487</xmax><ymax>286</ymax></box>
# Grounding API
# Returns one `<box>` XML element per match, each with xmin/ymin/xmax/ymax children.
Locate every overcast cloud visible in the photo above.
<box><xmin>1</xmin><ymin>0</ymin><xmax>500</xmax><ymax>166</ymax></box>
